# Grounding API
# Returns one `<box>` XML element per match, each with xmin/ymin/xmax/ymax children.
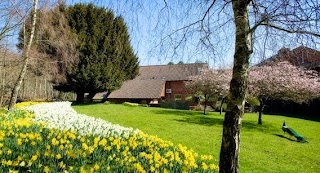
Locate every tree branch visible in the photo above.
<box><xmin>261</xmin><ymin>23</ymin><xmax>320</xmax><ymax>37</ymax></box>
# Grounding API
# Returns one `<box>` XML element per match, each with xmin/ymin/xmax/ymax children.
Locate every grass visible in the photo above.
<box><xmin>73</xmin><ymin>103</ymin><xmax>320</xmax><ymax>173</ymax></box>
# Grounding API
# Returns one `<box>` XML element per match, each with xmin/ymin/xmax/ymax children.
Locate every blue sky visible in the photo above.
<box><xmin>3</xmin><ymin>0</ymin><xmax>319</xmax><ymax>68</ymax></box>
<box><xmin>64</xmin><ymin>0</ymin><xmax>319</xmax><ymax>68</ymax></box>
<box><xmin>65</xmin><ymin>0</ymin><xmax>237</xmax><ymax>67</ymax></box>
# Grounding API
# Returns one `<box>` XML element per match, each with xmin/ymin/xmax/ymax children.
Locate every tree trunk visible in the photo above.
<box><xmin>258</xmin><ymin>98</ymin><xmax>265</xmax><ymax>125</ymax></box>
<box><xmin>0</xmin><ymin>46</ymin><xmax>7</xmax><ymax>107</ymax></box>
<box><xmin>8</xmin><ymin>0</ymin><xmax>39</xmax><ymax>110</ymax></box>
<box><xmin>219</xmin><ymin>1</ymin><xmax>252</xmax><ymax>173</ymax></box>
<box><xmin>204</xmin><ymin>94</ymin><xmax>207</xmax><ymax>115</ymax></box>
<box><xmin>76</xmin><ymin>90</ymin><xmax>85</xmax><ymax>103</ymax></box>
<box><xmin>220</xmin><ymin>97</ymin><xmax>225</xmax><ymax>115</ymax></box>
<box><xmin>87</xmin><ymin>92</ymin><xmax>96</xmax><ymax>103</ymax></box>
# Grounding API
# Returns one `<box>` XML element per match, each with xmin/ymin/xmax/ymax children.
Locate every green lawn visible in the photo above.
<box><xmin>73</xmin><ymin>103</ymin><xmax>320</xmax><ymax>173</ymax></box>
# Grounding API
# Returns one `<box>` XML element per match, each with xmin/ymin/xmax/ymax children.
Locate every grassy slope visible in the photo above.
<box><xmin>73</xmin><ymin>104</ymin><xmax>320</xmax><ymax>173</ymax></box>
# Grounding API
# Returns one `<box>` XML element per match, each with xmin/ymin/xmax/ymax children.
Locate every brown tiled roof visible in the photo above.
<box><xmin>108</xmin><ymin>79</ymin><xmax>165</xmax><ymax>99</ymax></box>
<box><xmin>257</xmin><ymin>46</ymin><xmax>320</xmax><ymax>68</ymax></box>
<box><xmin>107</xmin><ymin>63</ymin><xmax>208</xmax><ymax>99</ymax></box>
<box><xmin>137</xmin><ymin>63</ymin><xmax>208</xmax><ymax>81</ymax></box>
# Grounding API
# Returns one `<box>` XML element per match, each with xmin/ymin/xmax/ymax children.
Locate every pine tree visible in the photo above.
<box><xmin>17</xmin><ymin>3</ymin><xmax>139</xmax><ymax>103</ymax></box>
<box><xmin>63</xmin><ymin>3</ymin><xmax>139</xmax><ymax>102</ymax></box>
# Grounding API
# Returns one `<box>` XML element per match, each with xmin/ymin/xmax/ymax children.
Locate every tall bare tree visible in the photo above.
<box><xmin>8</xmin><ymin>0</ymin><xmax>39</xmax><ymax>110</ymax></box>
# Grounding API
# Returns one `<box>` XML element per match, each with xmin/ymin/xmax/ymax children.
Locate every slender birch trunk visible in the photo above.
<box><xmin>8</xmin><ymin>0</ymin><xmax>39</xmax><ymax>110</ymax></box>
<box><xmin>0</xmin><ymin>47</ymin><xmax>7</xmax><ymax>107</ymax></box>
<box><xmin>219</xmin><ymin>1</ymin><xmax>253</xmax><ymax>172</ymax></box>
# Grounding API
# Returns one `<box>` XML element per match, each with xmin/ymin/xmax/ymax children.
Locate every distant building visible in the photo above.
<box><xmin>256</xmin><ymin>46</ymin><xmax>320</xmax><ymax>73</ymax></box>
<box><xmin>256</xmin><ymin>46</ymin><xmax>320</xmax><ymax>118</ymax></box>
<box><xmin>102</xmin><ymin>63</ymin><xmax>208</xmax><ymax>105</ymax></box>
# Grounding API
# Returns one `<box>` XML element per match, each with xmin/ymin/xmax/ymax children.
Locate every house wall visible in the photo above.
<box><xmin>165</xmin><ymin>81</ymin><xmax>192</xmax><ymax>102</ymax></box>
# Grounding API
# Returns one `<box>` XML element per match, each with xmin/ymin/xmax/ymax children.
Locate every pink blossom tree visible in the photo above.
<box><xmin>185</xmin><ymin>69</ymin><xmax>232</xmax><ymax>115</ymax></box>
<box><xmin>248</xmin><ymin>61</ymin><xmax>320</xmax><ymax>125</ymax></box>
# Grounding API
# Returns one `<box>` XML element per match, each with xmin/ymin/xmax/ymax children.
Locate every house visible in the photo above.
<box><xmin>257</xmin><ymin>46</ymin><xmax>320</xmax><ymax>72</ymax></box>
<box><xmin>106</xmin><ymin>63</ymin><xmax>209</xmax><ymax>104</ymax></box>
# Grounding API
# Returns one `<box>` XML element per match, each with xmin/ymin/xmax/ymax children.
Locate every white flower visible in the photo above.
<box><xmin>25</xmin><ymin>102</ymin><xmax>139</xmax><ymax>138</ymax></box>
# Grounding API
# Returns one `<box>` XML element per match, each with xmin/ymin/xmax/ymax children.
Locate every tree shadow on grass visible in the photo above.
<box><xmin>153</xmin><ymin>109</ymin><xmax>283</xmax><ymax>133</ymax></box>
<box><xmin>152</xmin><ymin>109</ymin><xmax>205</xmax><ymax>117</ymax></box>
<box><xmin>71</xmin><ymin>101</ymin><xmax>104</xmax><ymax>106</ymax></box>
<box><xmin>274</xmin><ymin>134</ymin><xmax>298</xmax><ymax>142</ymax></box>
<box><xmin>241</xmin><ymin>121</ymin><xmax>280</xmax><ymax>133</ymax></box>
<box><xmin>174</xmin><ymin>116</ymin><xmax>224</xmax><ymax>126</ymax></box>
<box><xmin>174</xmin><ymin>115</ymin><xmax>281</xmax><ymax>133</ymax></box>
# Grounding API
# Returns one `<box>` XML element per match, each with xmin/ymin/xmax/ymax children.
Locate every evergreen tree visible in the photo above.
<box><xmin>17</xmin><ymin>3</ymin><xmax>139</xmax><ymax>103</ymax></box>
<box><xmin>63</xmin><ymin>3</ymin><xmax>139</xmax><ymax>102</ymax></box>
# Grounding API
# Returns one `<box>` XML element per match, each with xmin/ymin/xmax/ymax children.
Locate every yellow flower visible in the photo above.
<box><xmin>44</xmin><ymin>151</ymin><xmax>50</xmax><ymax>157</ymax></box>
<box><xmin>59</xmin><ymin>161</ymin><xmax>66</xmax><ymax>169</ymax></box>
<box><xmin>134</xmin><ymin>163</ymin><xmax>146</xmax><ymax>173</ymax></box>
<box><xmin>80</xmin><ymin>137</ymin><xmax>86</xmax><ymax>143</ymax></box>
<box><xmin>82</xmin><ymin>143</ymin><xmax>88</xmax><ymax>150</ymax></box>
<box><xmin>150</xmin><ymin>166</ymin><xmax>155</xmax><ymax>172</ymax></box>
<box><xmin>88</xmin><ymin>146</ymin><xmax>95</xmax><ymax>153</ymax></box>
<box><xmin>7</xmin><ymin>149</ymin><xmax>12</xmax><ymax>155</ymax></box>
<box><xmin>94</xmin><ymin>163</ymin><xmax>100</xmax><ymax>171</ymax></box>
<box><xmin>19</xmin><ymin>161</ymin><xmax>26</xmax><ymax>167</ymax></box>
<box><xmin>9</xmin><ymin>170</ymin><xmax>18</xmax><ymax>173</ymax></box>
<box><xmin>56</xmin><ymin>153</ymin><xmax>62</xmax><ymax>159</ymax></box>
<box><xmin>80</xmin><ymin>166</ymin><xmax>86</xmax><ymax>173</ymax></box>
<box><xmin>17</xmin><ymin>139</ymin><xmax>22</xmax><ymax>146</ymax></box>
<box><xmin>31</xmin><ymin>155</ymin><xmax>38</xmax><ymax>161</ymax></box>
<box><xmin>202</xmin><ymin>162</ymin><xmax>208</xmax><ymax>170</ymax></box>
<box><xmin>106</xmin><ymin>166</ymin><xmax>110</xmax><ymax>171</ymax></box>
<box><xmin>7</xmin><ymin>160</ymin><xmax>13</xmax><ymax>166</ymax></box>
<box><xmin>51</xmin><ymin>138</ymin><xmax>59</xmax><ymax>146</ymax></box>
<box><xmin>43</xmin><ymin>166</ymin><xmax>50</xmax><ymax>173</ymax></box>
<box><xmin>98</xmin><ymin>138</ymin><xmax>107</xmax><ymax>146</ymax></box>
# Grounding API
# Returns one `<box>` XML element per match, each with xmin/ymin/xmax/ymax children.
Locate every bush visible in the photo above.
<box><xmin>214</xmin><ymin>101</ymin><xmax>227</xmax><ymax>112</ymax></box>
<box><xmin>161</xmin><ymin>101</ymin><xmax>190</xmax><ymax>110</ymax></box>
<box><xmin>140</xmin><ymin>104</ymin><xmax>149</xmax><ymax>107</ymax></box>
<box><xmin>104</xmin><ymin>101</ymin><xmax>111</xmax><ymax>105</ymax></box>
<box><xmin>192</xmin><ymin>105</ymin><xmax>204</xmax><ymax>111</ymax></box>
<box><xmin>140</xmin><ymin>100</ymin><xmax>148</xmax><ymax>105</ymax></box>
<box><xmin>123</xmin><ymin>102</ymin><xmax>140</xmax><ymax>107</ymax></box>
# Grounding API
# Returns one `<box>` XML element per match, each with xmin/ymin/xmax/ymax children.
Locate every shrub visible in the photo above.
<box><xmin>214</xmin><ymin>101</ymin><xmax>227</xmax><ymax>112</ymax></box>
<box><xmin>161</xmin><ymin>101</ymin><xmax>190</xmax><ymax>110</ymax></box>
<box><xmin>122</xmin><ymin>102</ymin><xmax>140</xmax><ymax>107</ymax></box>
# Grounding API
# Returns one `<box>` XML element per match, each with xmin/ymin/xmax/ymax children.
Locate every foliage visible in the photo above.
<box><xmin>74</xmin><ymin>103</ymin><xmax>320</xmax><ymax>173</ymax></box>
<box><xmin>160</xmin><ymin>101</ymin><xmax>190</xmax><ymax>110</ymax></box>
<box><xmin>214</xmin><ymin>101</ymin><xmax>227</xmax><ymax>112</ymax></box>
<box><xmin>248</xmin><ymin>61</ymin><xmax>320</xmax><ymax>124</ymax></box>
<box><xmin>186</xmin><ymin>69</ymin><xmax>231</xmax><ymax>100</ymax></box>
<box><xmin>185</xmin><ymin>69</ymin><xmax>231</xmax><ymax>114</ymax></box>
<box><xmin>61</xmin><ymin>3</ymin><xmax>139</xmax><ymax>102</ymax></box>
<box><xmin>248</xmin><ymin>61</ymin><xmax>320</xmax><ymax>103</ymax></box>
<box><xmin>17</xmin><ymin>4</ymin><xmax>78</xmax><ymax>79</ymax></box>
<box><xmin>246</xmin><ymin>96</ymin><xmax>260</xmax><ymax>107</ymax></box>
<box><xmin>123</xmin><ymin>102</ymin><xmax>140</xmax><ymax>107</ymax></box>
<box><xmin>0</xmin><ymin>103</ymin><xmax>218</xmax><ymax>172</ymax></box>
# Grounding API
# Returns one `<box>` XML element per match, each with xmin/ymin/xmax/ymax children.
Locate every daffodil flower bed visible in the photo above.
<box><xmin>0</xmin><ymin>102</ymin><xmax>218</xmax><ymax>172</ymax></box>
